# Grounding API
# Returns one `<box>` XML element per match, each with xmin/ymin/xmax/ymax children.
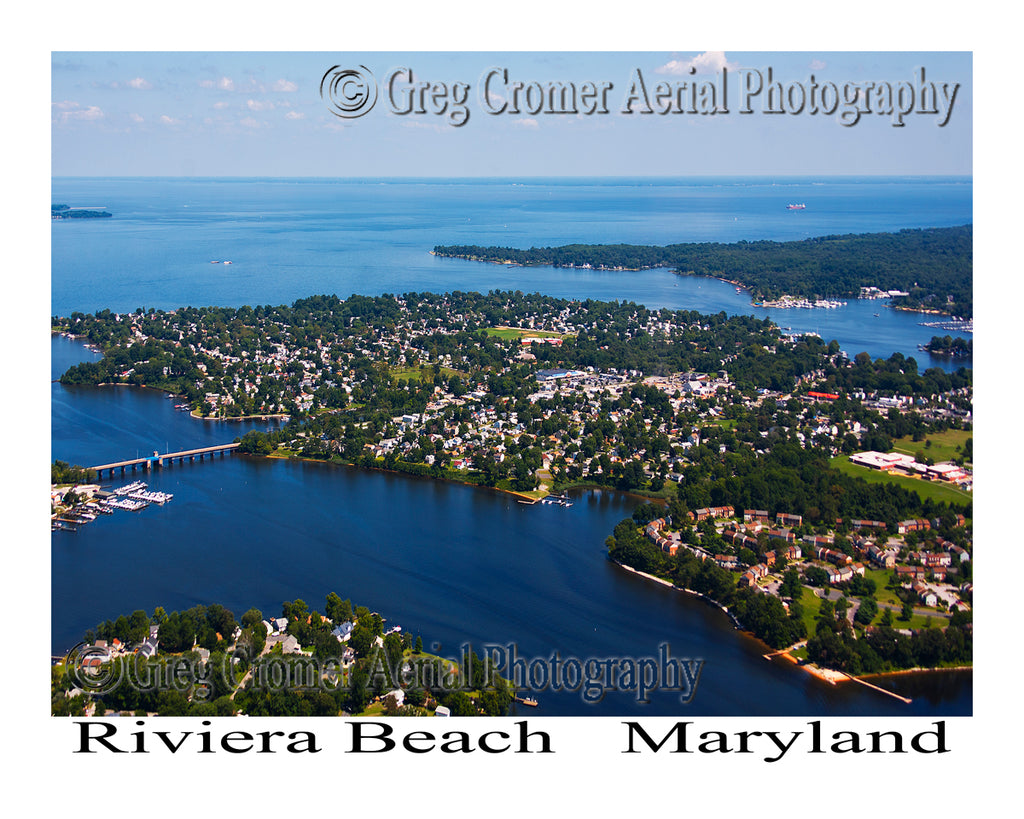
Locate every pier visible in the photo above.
<box><xmin>88</xmin><ymin>442</ymin><xmax>240</xmax><ymax>478</ymax></box>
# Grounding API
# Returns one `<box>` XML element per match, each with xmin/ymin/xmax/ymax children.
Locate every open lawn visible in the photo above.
<box><xmin>389</xmin><ymin>365</ymin><xmax>460</xmax><ymax>383</ymax></box>
<box><xmin>798</xmin><ymin>586</ymin><xmax>823</xmax><ymax>636</ymax></box>
<box><xmin>830</xmin><ymin>455</ymin><xmax>972</xmax><ymax>506</ymax></box>
<box><xmin>891</xmin><ymin>428</ymin><xmax>972</xmax><ymax>465</ymax></box>
<box><xmin>483</xmin><ymin>326</ymin><xmax>566</xmax><ymax>341</ymax></box>
<box><xmin>863</xmin><ymin>568</ymin><xmax>904</xmax><ymax>607</ymax></box>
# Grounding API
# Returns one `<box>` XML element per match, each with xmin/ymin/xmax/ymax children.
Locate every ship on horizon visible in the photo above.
<box><xmin>786</xmin><ymin>203</ymin><xmax>807</xmax><ymax>210</ymax></box>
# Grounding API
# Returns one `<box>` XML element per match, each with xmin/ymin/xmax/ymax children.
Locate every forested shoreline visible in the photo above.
<box><xmin>434</xmin><ymin>226</ymin><xmax>973</xmax><ymax>317</ymax></box>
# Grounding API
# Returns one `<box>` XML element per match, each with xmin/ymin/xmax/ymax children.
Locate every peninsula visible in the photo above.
<box><xmin>432</xmin><ymin>225</ymin><xmax>973</xmax><ymax>317</ymax></box>
<box><xmin>52</xmin><ymin>203</ymin><xmax>111</xmax><ymax>219</ymax></box>
<box><xmin>52</xmin><ymin>289</ymin><xmax>972</xmax><ymax>685</ymax></box>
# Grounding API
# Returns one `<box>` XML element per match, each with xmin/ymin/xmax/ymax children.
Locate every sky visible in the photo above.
<box><xmin>51</xmin><ymin>51</ymin><xmax>972</xmax><ymax>177</ymax></box>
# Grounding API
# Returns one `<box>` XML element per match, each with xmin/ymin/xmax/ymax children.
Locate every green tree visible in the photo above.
<box><xmin>854</xmin><ymin>597</ymin><xmax>878</xmax><ymax>626</ymax></box>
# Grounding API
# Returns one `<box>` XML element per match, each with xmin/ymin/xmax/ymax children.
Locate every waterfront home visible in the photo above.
<box><xmin>332</xmin><ymin>621</ymin><xmax>356</xmax><ymax>642</ymax></box>
<box><xmin>266</xmin><ymin>634</ymin><xmax>302</xmax><ymax>654</ymax></box>
<box><xmin>138</xmin><ymin>634</ymin><xmax>158</xmax><ymax>659</ymax></box>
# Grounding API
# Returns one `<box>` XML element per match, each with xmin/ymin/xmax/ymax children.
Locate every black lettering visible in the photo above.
<box><xmin>910</xmin><ymin>721</ymin><xmax>949</xmax><ymax>754</ymax></box>
<box><xmin>831</xmin><ymin>731</ymin><xmax>863</xmax><ymax>753</ymax></box>
<box><xmin>257</xmin><ymin>730</ymin><xmax>285</xmax><ymax>752</ymax></box>
<box><xmin>349</xmin><ymin>721</ymin><xmax>394</xmax><ymax>753</ymax></box>
<box><xmin>154</xmin><ymin>731</ymin><xmax>192</xmax><ymax>753</ymax></box>
<box><xmin>868</xmin><ymin>730</ymin><xmax>906</xmax><ymax>753</ymax></box>
<box><xmin>479</xmin><ymin>731</ymin><xmax>511</xmax><ymax>753</ymax></box>
<box><xmin>221</xmin><ymin>731</ymin><xmax>254</xmax><ymax>753</ymax></box>
<box><xmin>697</xmin><ymin>731</ymin><xmax>730</xmax><ymax>754</ymax></box>
<box><xmin>402</xmin><ymin>731</ymin><xmax>437</xmax><ymax>753</ymax></box>
<box><xmin>76</xmin><ymin>721</ymin><xmax>125</xmax><ymax>753</ymax></box>
<box><xmin>440</xmin><ymin>731</ymin><xmax>473</xmax><ymax>753</ymax></box>
<box><xmin>286</xmin><ymin>731</ymin><xmax>321</xmax><ymax>753</ymax></box>
<box><xmin>622</xmin><ymin>721</ymin><xmax>689</xmax><ymax>753</ymax></box>
<box><xmin>517</xmin><ymin>720</ymin><xmax>553</xmax><ymax>753</ymax></box>
<box><xmin>809</xmin><ymin>720</ymin><xmax>825</xmax><ymax>753</ymax></box>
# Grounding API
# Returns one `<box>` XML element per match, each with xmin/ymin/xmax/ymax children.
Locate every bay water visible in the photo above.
<box><xmin>50</xmin><ymin>177</ymin><xmax>973</xmax><ymax>715</ymax></box>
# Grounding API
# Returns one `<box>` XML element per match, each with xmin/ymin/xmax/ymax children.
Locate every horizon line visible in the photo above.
<box><xmin>52</xmin><ymin>173</ymin><xmax>973</xmax><ymax>180</ymax></box>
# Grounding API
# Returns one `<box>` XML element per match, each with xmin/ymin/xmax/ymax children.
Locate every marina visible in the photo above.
<box><xmin>919</xmin><ymin>318</ymin><xmax>974</xmax><ymax>333</ymax></box>
<box><xmin>52</xmin><ymin>479</ymin><xmax>174</xmax><ymax>529</ymax></box>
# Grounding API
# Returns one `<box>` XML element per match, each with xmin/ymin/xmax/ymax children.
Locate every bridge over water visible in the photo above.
<box><xmin>88</xmin><ymin>443</ymin><xmax>240</xmax><ymax>478</ymax></box>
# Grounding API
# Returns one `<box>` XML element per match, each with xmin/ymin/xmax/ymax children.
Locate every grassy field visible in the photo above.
<box><xmin>800</xmin><ymin>582</ymin><xmax>941</xmax><ymax>631</ymax></box>
<box><xmin>863</xmin><ymin>568</ymin><xmax>904</xmax><ymax>607</ymax></box>
<box><xmin>830</xmin><ymin>455</ymin><xmax>972</xmax><ymax>506</ymax></box>
<box><xmin>483</xmin><ymin>326</ymin><xmax>565</xmax><ymax>341</ymax></box>
<box><xmin>389</xmin><ymin>365</ymin><xmax>460</xmax><ymax>383</ymax></box>
<box><xmin>798</xmin><ymin>586</ymin><xmax>824</xmax><ymax>636</ymax></box>
<box><xmin>891</xmin><ymin>428</ymin><xmax>972</xmax><ymax>464</ymax></box>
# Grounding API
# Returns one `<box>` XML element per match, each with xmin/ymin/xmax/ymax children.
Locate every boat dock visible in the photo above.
<box><xmin>53</xmin><ymin>479</ymin><xmax>175</xmax><ymax>531</ymax></box>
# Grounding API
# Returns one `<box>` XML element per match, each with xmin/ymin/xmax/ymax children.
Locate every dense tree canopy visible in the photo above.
<box><xmin>435</xmin><ymin>226</ymin><xmax>973</xmax><ymax>315</ymax></box>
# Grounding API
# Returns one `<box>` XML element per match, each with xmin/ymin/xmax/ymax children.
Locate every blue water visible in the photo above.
<box><xmin>49</xmin><ymin>337</ymin><xmax>971</xmax><ymax>715</ymax></box>
<box><xmin>51</xmin><ymin>176</ymin><xmax>972</xmax><ymax>370</ymax></box>
<box><xmin>50</xmin><ymin>177</ymin><xmax>972</xmax><ymax>715</ymax></box>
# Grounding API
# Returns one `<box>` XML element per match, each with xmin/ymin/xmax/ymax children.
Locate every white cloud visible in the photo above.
<box><xmin>512</xmin><ymin>117</ymin><xmax>539</xmax><ymax>129</ymax></box>
<box><xmin>656</xmin><ymin>51</ymin><xmax>737</xmax><ymax>75</ymax></box>
<box><xmin>273</xmin><ymin>79</ymin><xmax>298</xmax><ymax>92</ymax></box>
<box><xmin>239</xmin><ymin>116</ymin><xmax>262</xmax><ymax>129</ymax></box>
<box><xmin>200</xmin><ymin>76</ymin><xmax>236</xmax><ymax>91</ymax></box>
<box><xmin>127</xmin><ymin>77</ymin><xmax>151</xmax><ymax>90</ymax></box>
<box><xmin>247</xmin><ymin>99</ymin><xmax>274</xmax><ymax>112</ymax></box>
<box><xmin>55</xmin><ymin>103</ymin><xmax>104</xmax><ymax>122</ymax></box>
<box><xmin>129</xmin><ymin>113</ymin><xmax>144</xmax><ymax>123</ymax></box>
<box><xmin>213</xmin><ymin>101</ymin><xmax>229</xmax><ymax>110</ymax></box>
<box><xmin>810</xmin><ymin>59</ymin><xmax>827</xmax><ymax>71</ymax></box>
<box><xmin>285</xmin><ymin>110</ymin><xmax>305</xmax><ymax>120</ymax></box>
<box><xmin>159</xmin><ymin>115</ymin><xmax>178</xmax><ymax>125</ymax></box>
